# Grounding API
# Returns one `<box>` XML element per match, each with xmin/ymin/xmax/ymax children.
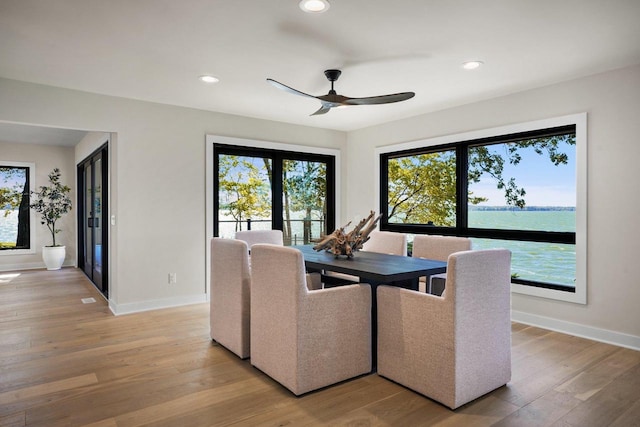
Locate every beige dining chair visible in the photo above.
<box><xmin>210</xmin><ymin>237</ymin><xmax>251</xmax><ymax>359</ymax></box>
<box><xmin>412</xmin><ymin>235</ymin><xmax>471</xmax><ymax>295</ymax></box>
<box><xmin>250</xmin><ymin>244</ymin><xmax>372</xmax><ymax>395</ymax></box>
<box><xmin>235</xmin><ymin>229</ymin><xmax>321</xmax><ymax>289</ymax></box>
<box><xmin>377</xmin><ymin>248</ymin><xmax>512</xmax><ymax>409</ymax></box>
<box><xmin>362</xmin><ymin>230</ymin><xmax>408</xmax><ymax>256</ymax></box>
<box><xmin>234</xmin><ymin>229</ymin><xmax>284</xmax><ymax>249</ymax></box>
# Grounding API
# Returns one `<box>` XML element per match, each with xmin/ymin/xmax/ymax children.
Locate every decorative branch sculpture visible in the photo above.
<box><xmin>312</xmin><ymin>211</ymin><xmax>382</xmax><ymax>258</ymax></box>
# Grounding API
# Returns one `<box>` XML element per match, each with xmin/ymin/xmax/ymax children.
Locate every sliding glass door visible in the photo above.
<box><xmin>78</xmin><ymin>144</ymin><xmax>108</xmax><ymax>296</ymax></box>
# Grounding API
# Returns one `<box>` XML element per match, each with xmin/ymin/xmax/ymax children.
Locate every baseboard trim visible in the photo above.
<box><xmin>512</xmin><ymin>310</ymin><xmax>640</xmax><ymax>351</ymax></box>
<box><xmin>109</xmin><ymin>293</ymin><xmax>207</xmax><ymax>316</ymax></box>
<box><xmin>0</xmin><ymin>261</ymin><xmax>76</xmax><ymax>272</ymax></box>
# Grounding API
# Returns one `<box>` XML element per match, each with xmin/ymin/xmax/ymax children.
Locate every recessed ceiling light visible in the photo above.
<box><xmin>462</xmin><ymin>61</ymin><xmax>483</xmax><ymax>70</ymax></box>
<box><xmin>299</xmin><ymin>0</ymin><xmax>330</xmax><ymax>13</ymax></box>
<box><xmin>199</xmin><ymin>75</ymin><xmax>219</xmax><ymax>83</ymax></box>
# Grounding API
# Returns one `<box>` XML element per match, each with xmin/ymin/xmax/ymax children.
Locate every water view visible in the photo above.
<box><xmin>0</xmin><ymin>210</ymin><xmax>19</xmax><ymax>246</ymax></box>
<box><xmin>468</xmin><ymin>208</ymin><xmax>576</xmax><ymax>287</ymax></box>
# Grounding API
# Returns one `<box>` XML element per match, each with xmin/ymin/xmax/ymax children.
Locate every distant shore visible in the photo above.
<box><xmin>470</xmin><ymin>206</ymin><xmax>575</xmax><ymax>211</ymax></box>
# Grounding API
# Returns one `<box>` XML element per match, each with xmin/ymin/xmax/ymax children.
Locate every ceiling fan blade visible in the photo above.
<box><xmin>316</xmin><ymin>93</ymin><xmax>349</xmax><ymax>104</ymax></box>
<box><xmin>343</xmin><ymin>92</ymin><xmax>415</xmax><ymax>106</ymax></box>
<box><xmin>311</xmin><ymin>104</ymin><xmax>332</xmax><ymax>116</ymax></box>
<box><xmin>266</xmin><ymin>78</ymin><xmax>316</xmax><ymax>99</ymax></box>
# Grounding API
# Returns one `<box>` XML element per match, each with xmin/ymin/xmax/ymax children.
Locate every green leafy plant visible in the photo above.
<box><xmin>29</xmin><ymin>168</ymin><xmax>72</xmax><ymax>247</ymax></box>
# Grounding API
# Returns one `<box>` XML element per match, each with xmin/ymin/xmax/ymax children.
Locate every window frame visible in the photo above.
<box><xmin>0</xmin><ymin>161</ymin><xmax>36</xmax><ymax>255</ymax></box>
<box><xmin>376</xmin><ymin>113</ymin><xmax>587</xmax><ymax>304</ymax></box>
<box><xmin>212</xmin><ymin>143</ymin><xmax>336</xmax><ymax>240</ymax></box>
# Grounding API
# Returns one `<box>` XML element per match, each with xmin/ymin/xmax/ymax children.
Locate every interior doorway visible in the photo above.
<box><xmin>77</xmin><ymin>143</ymin><xmax>108</xmax><ymax>297</ymax></box>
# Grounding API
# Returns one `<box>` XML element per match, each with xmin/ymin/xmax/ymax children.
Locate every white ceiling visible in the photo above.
<box><xmin>1</xmin><ymin>0</ymin><xmax>639</xmax><ymax>134</ymax></box>
<box><xmin>0</xmin><ymin>122</ymin><xmax>87</xmax><ymax>146</ymax></box>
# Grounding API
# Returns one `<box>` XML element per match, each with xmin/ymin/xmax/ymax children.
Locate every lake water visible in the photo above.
<box><xmin>0</xmin><ymin>210</ymin><xmax>19</xmax><ymax>244</ymax></box>
<box><xmin>468</xmin><ymin>209</ymin><xmax>575</xmax><ymax>232</ymax></box>
<box><xmin>467</xmin><ymin>210</ymin><xmax>576</xmax><ymax>287</ymax></box>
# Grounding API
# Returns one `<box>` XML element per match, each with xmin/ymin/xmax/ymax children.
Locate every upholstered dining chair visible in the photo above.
<box><xmin>234</xmin><ymin>229</ymin><xmax>321</xmax><ymax>289</ymax></box>
<box><xmin>234</xmin><ymin>229</ymin><xmax>283</xmax><ymax>249</ymax></box>
<box><xmin>412</xmin><ymin>235</ymin><xmax>471</xmax><ymax>295</ymax></box>
<box><xmin>362</xmin><ymin>230</ymin><xmax>408</xmax><ymax>256</ymax></box>
<box><xmin>210</xmin><ymin>237</ymin><xmax>251</xmax><ymax>359</ymax></box>
<box><xmin>250</xmin><ymin>244</ymin><xmax>372</xmax><ymax>396</ymax></box>
<box><xmin>377</xmin><ymin>249</ymin><xmax>512</xmax><ymax>409</ymax></box>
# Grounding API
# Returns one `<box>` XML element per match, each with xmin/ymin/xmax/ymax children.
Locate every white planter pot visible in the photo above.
<box><xmin>42</xmin><ymin>246</ymin><xmax>66</xmax><ymax>270</ymax></box>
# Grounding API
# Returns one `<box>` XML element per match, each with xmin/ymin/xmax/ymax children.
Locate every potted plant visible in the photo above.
<box><xmin>30</xmin><ymin>168</ymin><xmax>72</xmax><ymax>270</ymax></box>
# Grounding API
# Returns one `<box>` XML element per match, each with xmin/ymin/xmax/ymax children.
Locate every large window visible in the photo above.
<box><xmin>0</xmin><ymin>162</ymin><xmax>34</xmax><ymax>252</ymax></box>
<box><xmin>379</xmin><ymin>114</ymin><xmax>586</xmax><ymax>303</ymax></box>
<box><xmin>214</xmin><ymin>144</ymin><xmax>335</xmax><ymax>246</ymax></box>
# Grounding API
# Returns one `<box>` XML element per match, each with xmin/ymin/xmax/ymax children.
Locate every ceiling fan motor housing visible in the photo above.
<box><xmin>324</xmin><ymin>69</ymin><xmax>342</xmax><ymax>81</ymax></box>
<box><xmin>324</xmin><ymin>69</ymin><xmax>341</xmax><ymax>94</ymax></box>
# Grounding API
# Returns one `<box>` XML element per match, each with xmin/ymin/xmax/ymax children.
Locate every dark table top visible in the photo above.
<box><xmin>293</xmin><ymin>244</ymin><xmax>447</xmax><ymax>283</ymax></box>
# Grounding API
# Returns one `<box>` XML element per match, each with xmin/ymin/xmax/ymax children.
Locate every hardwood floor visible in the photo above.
<box><xmin>1</xmin><ymin>268</ymin><xmax>639</xmax><ymax>426</ymax></box>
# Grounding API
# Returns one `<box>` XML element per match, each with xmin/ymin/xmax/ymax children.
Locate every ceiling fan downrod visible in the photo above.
<box><xmin>324</xmin><ymin>69</ymin><xmax>341</xmax><ymax>95</ymax></box>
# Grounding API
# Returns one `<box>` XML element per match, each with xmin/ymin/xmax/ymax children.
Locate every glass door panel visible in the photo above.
<box><xmin>217</xmin><ymin>154</ymin><xmax>272</xmax><ymax>238</ymax></box>
<box><xmin>83</xmin><ymin>163</ymin><xmax>93</xmax><ymax>278</ymax></box>
<box><xmin>92</xmin><ymin>157</ymin><xmax>103</xmax><ymax>287</ymax></box>
<box><xmin>282</xmin><ymin>159</ymin><xmax>328</xmax><ymax>245</ymax></box>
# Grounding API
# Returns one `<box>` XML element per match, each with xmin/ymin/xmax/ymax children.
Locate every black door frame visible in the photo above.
<box><xmin>77</xmin><ymin>143</ymin><xmax>109</xmax><ymax>297</ymax></box>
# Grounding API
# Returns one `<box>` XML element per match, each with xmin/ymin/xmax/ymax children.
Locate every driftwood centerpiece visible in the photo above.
<box><xmin>312</xmin><ymin>211</ymin><xmax>382</xmax><ymax>258</ymax></box>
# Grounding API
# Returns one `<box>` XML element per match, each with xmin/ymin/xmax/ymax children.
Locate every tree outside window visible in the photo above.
<box><xmin>0</xmin><ymin>165</ymin><xmax>30</xmax><ymax>250</ymax></box>
<box><xmin>387</xmin><ymin>150</ymin><xmax>457</xmax><ymax>226</ymax></box>
<box><xmin>283</xmin><ymin>160</ymin><xmax>327</xmax><ymax>244</ymax></box>
<box><xmin>217</xmin><ymin>155</ymin><xmax>272</xmax><ymax>235</ymax></box>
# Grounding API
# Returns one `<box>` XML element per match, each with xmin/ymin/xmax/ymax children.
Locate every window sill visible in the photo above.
<box><xmin>0</xmin><ymin>248</ymin><xmax>36</xmax><ymax>256</ymax></box>
<box><xmin>512</xmin><ymin>281</ymin><xmax>586</xmax><ymax>304</ymax></box>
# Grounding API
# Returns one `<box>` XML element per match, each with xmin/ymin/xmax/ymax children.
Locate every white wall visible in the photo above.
<box><xmin>347</xmin><ymin>64</ymin><xmax>640</xmax><ymax>348</ymax></box>
<box><xmin>75</xmin><ymin>131</ymin><xmax>110</xmax><ymax>165</ymax></box>
<box><xmin>0</xmin><ymin>77</ymin><xmax>347</xmax><ymax>314</ymax></box>
<box><xmin>0</xmin><ymin>141</ymin><xmax>76</xmax><ymax>270</ymax></box>
<box><xmin>2</xmin><ymin>64</ymin><xmax>639</xmax><ymax>348</ymax></box>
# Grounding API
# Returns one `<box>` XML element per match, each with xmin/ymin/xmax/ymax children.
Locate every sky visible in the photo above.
<box><xmin>469</xmin><ymin>142</ymin><xmax>576</xmax><ymax>207</ymax></box>
<box><xmin>0</xmin><ymin>168</ymin><xmax>27</xmax><ymax>188</ymax></box>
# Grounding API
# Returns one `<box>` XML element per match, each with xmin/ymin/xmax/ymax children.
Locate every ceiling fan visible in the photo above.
<box><xmin>267</xmin><ymin>69</ymin><xmax>415</xmax><ymax>116</ymax></box>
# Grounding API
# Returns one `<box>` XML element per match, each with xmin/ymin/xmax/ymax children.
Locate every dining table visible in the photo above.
<box><xmin>293</xmin><ymin>244</ymin><xmax>447</xmax><ymax>370</ymax></box>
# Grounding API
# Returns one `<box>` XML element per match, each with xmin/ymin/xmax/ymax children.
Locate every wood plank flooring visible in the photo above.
<box><xmin>1</xmin><ymin>268</ymin><xmax>639</xmax><ymax>426</ymax></box>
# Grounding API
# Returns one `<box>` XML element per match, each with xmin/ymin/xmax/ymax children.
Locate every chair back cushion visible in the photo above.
<box><xmin>447</xmin><ymin>248</ymin><xmax>512</xmax><ymax>406</ymax></box>
<box><xmin>210</xmin><ymin>238</ymin><xmax>251</xmax><ymax>358</ymax></box>
<box><xmin>412</xmin><ymin>235</ymin><xmax>471</xmax><ymax>261</ymax></box>
<box><xmin>362</xmin><ymin>231</ymin><xmax>407</xmax><ymax>256</ymax></box>
<box><xmin>234</xmin><ymin>229</ymin><xmax>283</xmax><ymax>248</ymax></box>
<box><xmin>250</xmin><ymin>244</ymin><xmax>307</xmax><ymax>388</ymax></box>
